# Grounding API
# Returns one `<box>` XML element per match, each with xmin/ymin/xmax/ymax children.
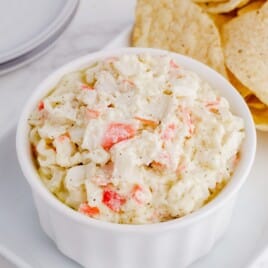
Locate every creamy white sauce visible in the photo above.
<box><xmin>29</xmin><ymin>54</ymin><xmax>245</xmax><ymax>224</ymax></box>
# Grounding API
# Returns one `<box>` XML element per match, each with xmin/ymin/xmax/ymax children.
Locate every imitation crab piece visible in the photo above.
<box><xmin>101</xmin><ymin>123</ymin><xmax>136</xmax><ymax>150</ymax></box>
<box><xmin>78</xmin><ymin>202</ymin><xmax>100</xmax><ymax>217</ymax></box>
<box><xmin>102</xmin><ymin>189</ymin><xmax>126</xmax><ymax>212</ymax></box>
<box><xmin>38</xmin><ymin>101</ymin><xmax>45</xmax><ymax>111</ymax></box>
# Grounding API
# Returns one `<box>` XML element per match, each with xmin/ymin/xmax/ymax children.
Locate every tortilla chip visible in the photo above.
<box><xmin>222</xmin><ymin>2</ymin><xmax>268</xmax><ymax>106</ymax></box>
<box><xmin>132</xmin><ymin>0</ymin><xmax>226</xmax><ymax>76</ymax></box>
<box><xmin>250</xmin><ymin>106</ymin><xmax>268</xmax><ymax>130</ymax></box>
<box><xmin>209</xmin><ymin>13</ymin><xmax>235</xmax><ymax>31</ymax></box>
<box><xmin>226</xmin><ymin>69</ymin><xmax>268</xmax><ymax>130</ymax></box>
<box><xmin>227</xmin><ymin>69</ymin><xmax>252</xmax><ymax>98</ymax></box>
<box><xmin>237</xmin><ymin>0</ymin><xmax>265</xmax><ymax>15</ymax></box>
<box><xmin>199</xmin><ymin>0</ymin><xmax>250</xmax><ymax>14</ymax></box>
<box><xmin>246</xmin><ymin>95</ymin><xmax>268</xmax><ymax>110</ymax></box>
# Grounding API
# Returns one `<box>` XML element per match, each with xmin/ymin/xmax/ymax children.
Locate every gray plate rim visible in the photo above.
<box><xmin>0</xmin><ymin>0</ymin><xmax>79</xmax><ymax>64</ymax></box>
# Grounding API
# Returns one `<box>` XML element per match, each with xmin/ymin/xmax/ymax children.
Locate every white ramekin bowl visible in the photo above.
<box><xmin>16</xmin><ymin>48</ymin><xmax>256</xmax><ymax>268</ymax></box>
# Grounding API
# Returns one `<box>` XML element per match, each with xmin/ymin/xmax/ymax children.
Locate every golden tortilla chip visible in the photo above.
<box><xmin>222</xmin><ymin>1</ymin><xmax>268</xmax><ymax>106</ymax></box>
<box><xmin>246</xmin><ymin>95</ymin><xmax>268</xmax><ymax>110</ymax></box>
<box><xmin>199</xmin><ymin>0</ymin><xmax>250</xmax><ymax>14</ymax></box>
<box><xmin>250</xmin><ymin>106</ymin><xmax>268</xmax><ymax>131</ymax></box>
<box><xmin>227</xmin><ymin>69</ymin><xmax>252</xmax><ymax>98</ymax></box>
<box><xmin>132</xmin><ymin>0</ymin><xmax>226</xmax><ymax>76</ymax></box>
<box><xmin>237</xmin><ymin>0</ymin><xmax>265</xmax><ymax>15</ymax></box>
<box><xmin>209</xmin><ymin>13</ymin><xmax>235</xmax><ymax>32</ymax></box>
<box><xmin>227</xmin><ymin>69</ymin><xmax>268</xmax><ymax>131</ymax></box>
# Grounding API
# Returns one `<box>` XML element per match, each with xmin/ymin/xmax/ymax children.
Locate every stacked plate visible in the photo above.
<box><xmin>0</xmin><ymin>0</ymin><xmax>79</xmax><ymax>75</ymax></box>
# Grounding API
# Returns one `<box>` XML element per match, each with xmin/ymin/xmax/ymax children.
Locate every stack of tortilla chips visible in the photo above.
<box><xmin>132</xmin><ymin>0</ymin><xmax>268</xmax><ymax>130</ymax></box>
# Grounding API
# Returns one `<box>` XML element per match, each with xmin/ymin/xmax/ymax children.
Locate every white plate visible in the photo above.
<box><xmin>1</xmin><ymin>28</ymin><xmax>268</xmax><ymax>268</ymax></box>
<box><xmin>0</xmin><ymin>0</ymin><xmax>79</xmax><ymax>72</ymax></box>
<box><xmin>0</xmin><ymin>4</ymin><xmax>78</xmax><ymax>76</ymax></box>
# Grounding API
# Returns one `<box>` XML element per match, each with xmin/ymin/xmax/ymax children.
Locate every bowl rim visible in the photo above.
<box><xmin>16</xmin><ymin>47</ymin><xmax>256</xmax><ymax>233</ymax></box>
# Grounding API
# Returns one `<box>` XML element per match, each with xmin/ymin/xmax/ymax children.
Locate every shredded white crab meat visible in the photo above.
<box><xmin>28</xmin><ymin>53</ymin><xmax>245</xmax><ymax>224</ymax></box>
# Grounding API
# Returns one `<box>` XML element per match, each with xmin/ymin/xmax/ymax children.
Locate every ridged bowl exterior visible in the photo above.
<box><xmin>33</xmin><ymin>191</ymin><xmax>235</xmax><ymax>268</ymax></box>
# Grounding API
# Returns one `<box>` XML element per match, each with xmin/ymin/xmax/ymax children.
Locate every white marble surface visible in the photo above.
<box><xmin>0</xmin><ymin>0</ymin><xmax>135</xmax><ymax>139</ymax></box>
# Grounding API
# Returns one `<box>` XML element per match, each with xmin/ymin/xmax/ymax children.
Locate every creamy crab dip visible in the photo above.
<box><xmin>28</xmin><ymin>53</ymin><xmax>245</xmax><ymax>224</ymax></box>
